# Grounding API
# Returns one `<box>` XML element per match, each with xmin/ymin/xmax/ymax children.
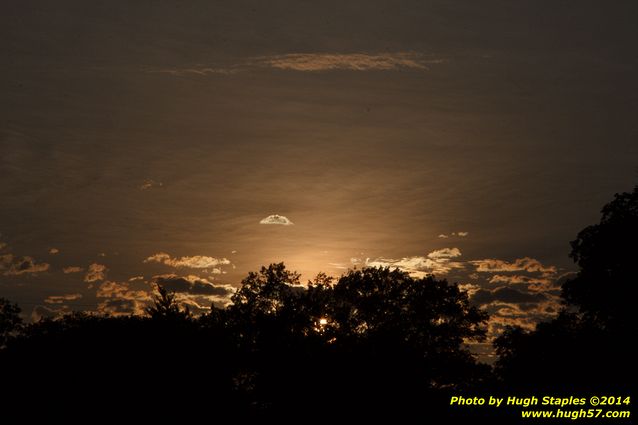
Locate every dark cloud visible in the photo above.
<box><xmin>97</xmin><ymin>299</ymin><xmax>138</xmax><ymax>316</ymax></box>
<box><xmin>472</xmin><ymin>287</ymin><xmax>547</xmax><ymax>305</ymax></box>
<box><xmin>0</xmin><ymin>254</ymin><xmax>49</xmax><ymax>276</ymax></box>
<box><xmin>151</xmin><ymin>275</ymin><xmax>233</xmax><ymax>296</ymax></box>
<box><xmin>31</xmin><ymin>305</ymin><xmax>67</xmax><ymax>321</ymax></box>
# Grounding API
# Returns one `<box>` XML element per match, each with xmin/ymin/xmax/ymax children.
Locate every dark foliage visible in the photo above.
<box><xmin>494</xmin><ymin>186</ymin><xmax>637</xmax><ymax>393</ymax></box>
<box><xmin>0</xmin><ymin>264</ymin><xmax>489</xmax><ymax>421</ymax></box>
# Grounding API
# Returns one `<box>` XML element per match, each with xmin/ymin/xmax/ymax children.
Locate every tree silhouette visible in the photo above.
<box><xmin>562</xmin><ymin>186</ymin><xmax>638</xmax><ymax>330</ymax></box>
<box><xmin>0</xmin><ymin>263</ymin><xmax>497</xmax><ymax>421</ymax></box>
<box><xmin>0</xmin><ymin>298</ymin><xmax>22</xmax><ymax>349</ymax></box>
<box><xmin>145</xmin><ymin>284</ymin><xmax>191</xmax><ymax>320</ymax></box>
<box><xmin>494</xmin><ymin>185</ymin><xmax>637</xmax><ymax>392</ymax></box>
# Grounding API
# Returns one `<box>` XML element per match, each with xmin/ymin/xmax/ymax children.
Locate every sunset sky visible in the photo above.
<box><xmin>2</xmin><ymin>1</ymin><xmax>637</xmax><ymax>354</ymax></box>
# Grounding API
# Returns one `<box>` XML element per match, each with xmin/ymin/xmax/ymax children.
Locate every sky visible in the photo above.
<box><xmin>1</xmin><ymin>0</ymin><xmax>637</xmax><ymax>355</ymax></box>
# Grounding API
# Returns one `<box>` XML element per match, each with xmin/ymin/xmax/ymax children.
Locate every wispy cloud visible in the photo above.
<box><xmin>148</xmin><ymin>52</ymin><xmax>442</xmax><ymax>76</ymax></box>
<box><xmin>488</xmin><ymin>274</ymin><xmax>557</xmax><ymax>292</ymax></box>
<box><xmin>147</xmin><ymin>67</ymin><xmax>238</xmax><ymax>76</ymax></box>
<box><xmin>0</xmin><ymin>254</ymin><xmax>50</xmax><ymax>276</ymax></box>
<box><xmin>260</xmin><ymin>214</ymin><xmax>294</xmax><ymax>226</ymax></box>
<box><xmin>144</xmin><ymin>252</ymin><xmax>231</xmax><ymax>270</ymax></box>
<box><xmin>252</xmin><ymin>52</ymin><xmax>441</xmax><ymax>72</ymax></box>
<box><xmin>437</xmin><ymin>231</ymin><xmax>469</xmax><ymax>238</ymax></box>
<box><xmin>84</xmin><ymin>263</ymin><xmax>107</xmax><ymax>283</ymax></box>
<box><xmin>44</xmin><ymin>293</ymin><xmax>82</xmax><ymax>304</ymax></box>
<box><xmin>355</xmin><ymin>247</ymin><xmax>464</xmax><ymax>277</ymax></box>
<box><xmin>470</xmin><ymin>257</ymin><xmax>556</xmax><ymax>274</ymax></box>
<box><xmin>48</xmin><ymin>248</ymin><xmax>59</xmax><ymax>254</ymax></box>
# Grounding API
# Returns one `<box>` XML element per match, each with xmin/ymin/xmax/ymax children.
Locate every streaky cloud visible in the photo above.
<box><xmin>253</xmin><ymin>52</ymin><xmax>442</xmax><ymax>72</ymax></box>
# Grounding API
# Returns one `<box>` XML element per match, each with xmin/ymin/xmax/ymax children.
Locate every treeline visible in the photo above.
<box><xmin>0</xmin><ymin>187</ymin><xmax>635</xmax><ymax>422</ymax></box>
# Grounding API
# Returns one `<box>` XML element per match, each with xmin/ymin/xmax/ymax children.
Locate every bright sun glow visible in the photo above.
<box><xmin>319</xmin><ymin>318</ymin><xmax>328</xmax><ymax>325</ymax></box>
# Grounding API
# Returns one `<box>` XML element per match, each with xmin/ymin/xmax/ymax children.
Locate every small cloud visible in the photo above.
<box><xmin>63</xmin><ymin>266</ymin><xmax>84</xmax><ymax>274</ymax></box>
<box><xmin>259</xmin><ymin>214</ymin><xmax>294</xmax><ymax>226</ymax></box>
<box><xmin>1</xmin><ymin>254</ymin><xmax>50</xmax><ymax>276</ymax></box>
<box><xmin>85</xmin><ymin>263</ymin><xmax>108</xmax><ymax>283</ymax></box>
<box><xmin>0</xmin><ymin>242</ymin><xmax>7</xmax><ymax>251</ymax></box>
<box><xmin>231</xmin><ymin>250</ymin><xmax>237</xmax><ymax>254</ymax></box>
<box><xmin>139</xmin><ymin>179</ymin><xmax>164</xmax><ymax>190</ymax></box>
<box><xmin>44</xmin><ymin>293</ymin><xmax>82</xmax><ymax>304</ymax></box>
<box><xmin>439</xmin><ymin>232</ymin><xmax>468</xmax><ymax>238</ymax></box>
<box><xmin>128</xmin><ymin>275</ymin><xmax>144</xmax><ymax>282</ymax></box>
<box><xmin>48</xmin><ymin>248</ymin><xmax>60</xmax><ymax>254</ymax></box>
<box><xmin>98</xmin><ymin>252</ymin><xmax>107</xmax><ymax>257</ymax></box>
<box><xmin>144</xmin><ymin>252</ymin><xmax>231</xmax><ymax>269</ymax></box>
<box><xmin>427</xmin><ymin>247</ymin><xmax>462</xmax><ymax>260</ymax></box>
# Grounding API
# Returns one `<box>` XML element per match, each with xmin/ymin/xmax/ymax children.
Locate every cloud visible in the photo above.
<box><xmin>84</xmin><ymin>263</ymin><xmax>108</xmax><ymax>282</ymax></box>
<box><xmin>360</xmin><ymin>247</ymin><xmax>464</xmax><ymax>277</ymax></box>
<box><xmin>63</xmin><ymin>266</ymin><xmax>84</xmax><ymax>274</ymax></box>
<box><xmin>427</xmin><ymin>247</ymin><xmax>461</xmax><ymax>260</ymax></box>
<box><xmin>44</xmin><ymin>293</ymin><xmax>82</xmax><ymax>304</ymax></box>
<box><xmin>470</xmin><ymin>257</ymin><xmax>557</xmax><ymax>274</ymax></box>
<box><xmin>97</xmin><ymin>299</ymin><xmax>142</xmax><ymax>316</ymax></box>
<box><xmin>128</xmin><ymin>275</ymin><xmax>144</xmax><ymax>282</ymax></box>
<box><xmin>438</xmin><ymin>232</ymin><xmax>469</xmax><ymax>238</ymax></box>
<box><xmin>139</xmin><ymin>179</ymin><xmax>163</xmax><ymax>190</ymax></box>
<box><xmin>471</xmin><ymin>287</ymin><xmax>547</xmax><ymax>305</ymax></box>
<box><xmin>148</xmin><ymin>67</ymin><xmax>238</xmax><ymax>76</ymax></box>
<box><xmin>96</xmin><ymin>280</ymin><xmax>152</xmax><ymax>316</ymax></box>
<box><xmin>150</xmin><ymin>274</ymin><xmax>234</xmax><ymax>297</ymax></box>
<box><xmin>253</xmin><ymin>52</ymin><xmax>441</xmax><ymax>72</ymax></box>
<box><xmin>458</xmin><ymin>283</ymin><xmax>482</xmax><ymax>297</ymax></box>
<box><xmin>259</xmin><ymin>214</ymin><xmax>294</xmax><ymax>226</ymax></box>
<box><xmin>97</xmin><ymin>280</ymin><xmax>149</xmax><ymax>300</ymax></box>
<box><xmin>31</xmin><ymin>305</ymin><xmax>68</xmax><ymax>322</ymax></box>
<box><xmin>0</xmin><ymin>254</ymin><xmax>50</xmax><ymax>276</ymax></box>
<box><xmin>48</xmin><ymin>248</ymin><xmax>59</xmax><ymax>254</ymax></box>
<box><xmin>149</xmin><ymin>52</ymin><xmax>442</xmax><ymax>76</ymax></box>
<box><xmin>144</xmin><ymin>252</ymin><xmax>231</xmax><ymax>269</ymax></box>
<box><xmin>488</xmin><ymin>274</ymin><xmax>558</xmax><ymax>292</ymax></box>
